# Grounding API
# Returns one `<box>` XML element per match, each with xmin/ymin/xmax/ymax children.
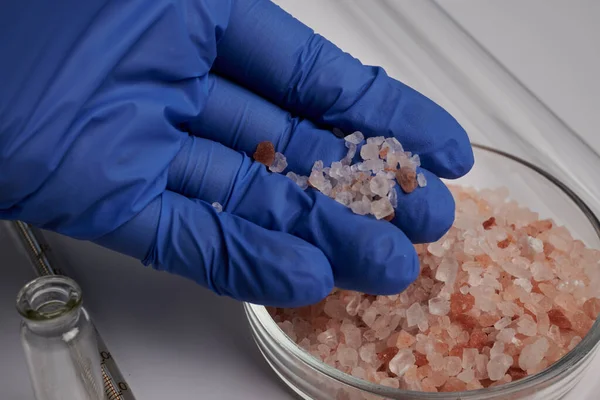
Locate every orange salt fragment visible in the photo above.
<box><xmin>377</xmin><ymin>347</ymin><xmax>399</xmax><ymax>364</ymax></box>
<box><xmin>384</xmin><ymin>212</ymin><xmax>395</xmax><ymax>222</ymax></box>
<box><xmin>468</xmin><ymin>330</ymin><xmax>488</xmax><ymax>350</ymax></box>
<box><xmin>475</xmin><ymin>254</ymin><xmax>493</xmax><ymax>267</ymax></box>
<box><xmin>379</xmin><ymin>147</ymin><xmax>389</xmax><ymax>159</ymax></box>
<box><xmin>497</xmin><ymin>238</ymin><xmax>511</xmax><ymax>249</ymax></box>
<box><xmin>571</xmin><ymin>312</ymin><xmax>594</xmax><ymax>336</ymax></box>
<box><xmin>482</xmin><ymin>217</ymin><xmax>496</xmax><ymax>230</ymax></box>
<box><xmin>450</xmin><ymin>293</ymin><xmax>475</xmax><ymax>315</ymax></box>
<box><xmin>543</xmin><ymin>242</ymin><xmax>555</xmax><ymax>256</ymax></box>
<box><xmin>253</xmin><ymin>141</ymin><xmax>276</xmax><ymax>166</ymax></box>
<box><xmin>548</xmin><ymin>309</ymin><xmax>572</xmax><ymax>329</ymax></box>
<box><xmin>449</xmin><ymin>345</ymin><xmax>464</xmax><ymax>358</ymax></box>
<box><xmin>415</xmin><ymin>352</ymin><xmax>428</xmax><ymax>367</ymax></box>
<box><xmin>396</xmin><ymin>331</ymin><xmax>416</xmax><ymax>349</ymax></box>
<box><xmin>417</xmin><ymin>365</ymin><xmax>432</xmax><ymax>380</ymax></box>
<box><xmin>455</xmin><ymin>314</ymin><xmax>479</xmax><ymax>329</ymax></box>
<box><xmin>583</xmin><ymin>297</ymin><xmax>600</xmax><ymax>320</ymax></box>
<box><xmin>507</xmin><ymin>368</ymin><xmax>527</xmax><ymax>380</ymax></box>
<box><xmin>478</xmin><ymin>313</ymin><xmax>499</xmax><ymax>327</ymax></box>
<box><xmin>396</xmin><ymin>168</ymin><xmax>418</xmax><ymax>193</ymax></box>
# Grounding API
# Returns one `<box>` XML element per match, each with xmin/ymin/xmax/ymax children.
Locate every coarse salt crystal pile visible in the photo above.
<box><xmin>268</xmin><ymin>184</ymin><xmax>600</xmax><ymax>393</ymax></box>
<box><xmin>253</xmin><ymin>131</ymin><xmax>427</xmax><ymax>221</ymax></box>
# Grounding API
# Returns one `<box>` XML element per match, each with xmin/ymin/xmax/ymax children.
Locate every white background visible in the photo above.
<box><xmin>2</xmin><ymin>1</ymin><xmax>599</xmax><ymax>399</ymax></box>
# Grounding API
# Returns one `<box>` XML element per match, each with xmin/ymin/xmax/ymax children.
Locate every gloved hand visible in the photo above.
<box><xmin>0</xmin><ymin>0</ymin><xmax>473</xmax><ymax>307</ymax></box>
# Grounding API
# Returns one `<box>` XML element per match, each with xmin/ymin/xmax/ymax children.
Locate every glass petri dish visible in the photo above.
<box><xmin>244</xmin><ymin>144</ymin><xmax>600</xmax><ymax>400</ymax></box>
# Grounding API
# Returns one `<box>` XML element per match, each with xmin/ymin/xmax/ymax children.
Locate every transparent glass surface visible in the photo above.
<box><xmin>16</xmin><ymin>275</ymin><xmax>105</xmax><ymax>400</ymax></box>
<box><xmin>244</xmin><ymin>145</ymin><xmax>600</xmax><ymax>400</ymax></box>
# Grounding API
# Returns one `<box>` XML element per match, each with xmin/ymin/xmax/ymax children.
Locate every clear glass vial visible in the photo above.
<box><xmin>16</xmin><ymin>275</ymin><xmax>105</xmax><ymax>400</ymax></box>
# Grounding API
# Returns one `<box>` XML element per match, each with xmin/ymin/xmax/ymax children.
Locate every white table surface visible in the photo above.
<box><xmin>2</xmin><ymin>1</ymin><xmax>599</xmax><ymax>399</ymax></box>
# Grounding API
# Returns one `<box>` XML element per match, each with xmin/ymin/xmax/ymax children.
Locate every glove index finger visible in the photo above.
<box><xmin>215</xmin><ymin>0</ymin><xmax>474</xmax><ymax>179</ymax></box>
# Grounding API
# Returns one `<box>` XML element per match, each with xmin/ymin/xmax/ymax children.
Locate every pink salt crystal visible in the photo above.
<box><xmin>359</xmin><ymin>343</ymin><xmax>379</xmax><ymax>364</ymax></box>
<box><xmin>341</xmin><ymin>324</ymin><xmax>362</xmax><ymax>349</ymax></box>
<box><xmin>277</xmin><ymin>321</ymin><xmax>297</xmax><ymax>341</ymax></box>
<box><xmin>450</xmin><ymin>293</ymin><xmax>475</xmax><ymax>315</ymax></box>
<box><xmin>457</xmin><ymin>368</ymin><xmax>475</xmax><ymax>383</ymax></box>
<box><xmin>337</xmin><ymin>347</ymin><xmax>359</xmax><ymax>368</ymax></box>
<box><xmin>462</xmin><ymin>348</ymin><xmax>478</xmax><ymax>370</ymax></box>
<box><xmin>351</xmin><ymin>366</ymin><xmax>367</xmax><ymax>380</ymax></box>
<box><xmin>396</xmin><ymin>331</ymin><xmax>416</xmax><ymax>349</ymax></box>
<box><xmin>494</xmin><ymin>317</ymin><xmax>512</xmax><ymax>330</ymax></box>
<box><xmin>427</xmin><ymin>352</ymin><xmax>445</xmax><ymax>371</ymax></box>
<box><xmin>536</xmin><ymin>312</ymin><xmax>550</xmax><ymax>335</ymax></box>
<box><xmin>362</xmin><ymin>307</ymin><xmax>378</xmax><ymax>327</ymax></box>
<box><xmin>518</xmin><ymin>337</ymin><xmax>549</xmax><ymax>371</ymax></box>
<box><xmin>490</xmin><ymin>341</ymin><xmax>505</xmax><ymax>357</ymax></box>
<box><xmin>444</xmin><ymin>356</ymin><xmax>463</xmax><ymax>376</ymax></box>
<box><xmin>517</xmin><ymin>315</ymin><xmax>538</xmax><ymax>337</ymax></box>
<box><xmin>467</xmin><ymin>379</ymin><xmax>484</xmax><ymax>390</ymax></box>
<box><xmin>548</xmin><ymin>309</ymin><xmax>571</xmax><ymax>329</ymax></box>
<box><xmin>428</xmin><ymin>297</ymin><xmax>450</xmax><ymax>316</ymax></box>
<box><xmin>427</xmin><ymin>241</ymin><xmax>446</xmax><ymax>257</ymax></box>
<box><xmin>440</xmin><ymin>377</ymin><xmax>468</xmax><ymax>392</ymax></box>
<box><xmin>583</xmin><ymin>297</ymin><xmax>600</xmax><ymax>320</ymax></box>
<box><xmin>406</xmin><ymin>303</ymin><xmax>425</xmax><ymax>327</ymax></box>
<box><xmin>324</xmin><ymin>299</ymin><xmax>346</xmax><ymax>319</ymax></box>
<box><xmin>421</xmin><ymin>378</ymin><xmax>438</xmax><ymax>392</ymax></box>
<box><xmin>388</xmin><ymin>349</ymin><xmax>415</xmax><ymax>377</ymax></box>
<box><xmin>496</xmin><ymin>328</ymin><xmax>516</xmax><ymax>343</ymax></box>
<box><xmin>568</xmin><ymin>336</ymin><xmax>582</xmax><ymax>350</ymax></box>
<box><xmin>531</xmin><ymin>262</ymin><xmax>554</xmax><ymax>281</ymax></box>
<box><xmin>547</xmin><ymin>324</ymin><xmax>562</xmax><ymax>345</ymax></box>
<box><xmin>379</xmin><ymin>377</ymin><xmax>400</xmax><ymax>388</ymax></box>
<box><xmin>317</xmin><ymin>328</ymin><xmax>338</xmax><ymax>347</ymax></box>
<box><xmin>474</xmin><ymin>354</ymin><xmax>489</xmax><ymax>379</ymax></box>
<box><xmin>487</xmin><ymin>354</ymin><xmax>513</xmax><ymax>381</ymax></box>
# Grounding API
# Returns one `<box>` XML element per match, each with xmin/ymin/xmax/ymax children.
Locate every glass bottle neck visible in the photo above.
<box><xmin>16</xmin><ymin>275</ymin><xmax>84</xmax><ymax>336</ymax></box>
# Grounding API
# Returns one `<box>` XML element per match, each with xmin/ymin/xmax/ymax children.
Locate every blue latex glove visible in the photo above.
<box><xmin>0</xmin><ymin>0</ymin><xmax>473</xmax><ymax>307</ymax></box>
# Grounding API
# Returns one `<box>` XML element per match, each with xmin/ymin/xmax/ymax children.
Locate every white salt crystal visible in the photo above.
<box><xmin>371</xmin><ymin>198</ymin><xmax>394</xmax><ymax>220</ymax></box>
<box><xmin>312</xmin><ymin>160</ymin><xmax>324</xmax><ymax>171</ymax></box>
<box><xmin>363</xmin><ymin>159</ymin><xmax>385</xmax><ymax>173</ymax></box>
<box><xmin>427</xmin><ymin>241</ymin><xmax>446</xmax><ymax>257</ymax></box>
<box><xmin>269</xmin><ymin>152</ymin><xmax>287</xmax><ymax>173</ymax></box>
<box><xmin>487</xmin><ymin>354</ymin><xmax>513</xmax><ymax>381</ymax></box>
<box><xmin>459</xmin><ymin>286</ymin><xmax>470</xmax><ymax>295</ymax></box>
<box><xmin>517</xmin><ymin>316</ymin><xmax>538</xmax><ymax>337</ymax></box>
<box><xmin>350</xmin><ymin>199</ymin><xmax>371</xmax><ymax>216</ymax></box>
<box><xmin>518</xmin><ymin>337</ymin><xmax>549</xmax><ymax>371</ymax></box>
<box><xmin>410</xmin><ymin>154</ymin><xmax>421</xmax><ymax>168</ymax></box>
<box><xmin>385</xmin><ymin>137</ymin><xmax>404</xmax><ymax>153</ymax></box>
<box><xmin>329</xmin><ymin>161</ymin><xmax>343</xmax><ymax>178</ymax></box>
<box><xmin>366</xmin><ymin>136</ymin><xmax>385</xmax><ymax>146</ymax></box>
<box><xmin>344</xmin><ymin>142</ymin><xmax>357</xmax><ymax>163</ymax></box>
<box><xmin>436</xmin><ymin>258</ymin><xmax>459</xmax><ymax>284</ymax></box>
<box><xmin>406</xmin><ymin>303</ymin><xmax>425</xmax><ymax>327</ymax></box>
<box><xmin>335</xmin><ymin>191</ymin><xmax>354</xmax><ymax>206</ymax></box>
<box><xmin>527</xmin><ymin>236</ymin><xmax>544</xmax><ymax>253</ymax></box>
<box><xmin>212</xmin><ymin>202</ymin><xmax>223</xmax><ymax>213</ymax></box>
<box><xmin>515</xmin><ymin>278</ymin><xmax>533</xmax><ymax>293</ymax></box>
<box><xmin>360</xmin><ymin>143</ymin><xmax>380</xmax><ymax>160</ymax></box>
<box><xmin>428</xmin><ymin>297</ymin><xmax>450</xmax><ymax>316</ymax></box>
<box><xmin>359</xmin><ymin>343</ymin><xmax>379</xmax><ymax>364</ymax></box>
<box><xmin>388</xmin><ymin>188</ymin><xmax>398</xmax><ymax>208</ymax></box>
<box><xmin>344</xmin><ymin>131</ymin><xmax>364</xmax><ymax>145</ymax></box>
<box><xmin>416</xmin><ymin>172</ymin><xmax>427</xmax><ymax>187</ymax></box>
<box><xmin>369</xmin><ymin>176</ymin><xmax>390</xmax><ymax>197</ymax></box>
<box><xmin>389</xmin><ymin>349</ymin><xmax>415</xmax><ymax>377</ymax></box>
<box><xmin>362</xmin><ymin>307</ymin><xmax>378</xmax><ymax>327</ymax></box>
